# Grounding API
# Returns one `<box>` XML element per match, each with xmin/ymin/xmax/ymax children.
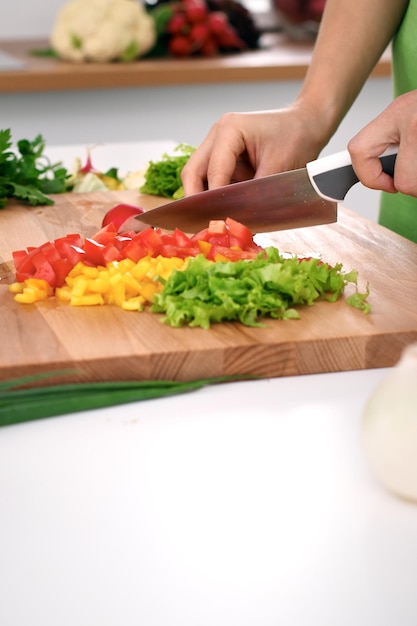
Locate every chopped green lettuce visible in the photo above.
<box><xmin>139</xmin><ymin>143</ymin><xmax>195</xmax><ymax>199</ymax></box>
<box><xmin>151</xmin><ymin>247</ymin><xmax>370</xmax><ymax>328</ymax></box>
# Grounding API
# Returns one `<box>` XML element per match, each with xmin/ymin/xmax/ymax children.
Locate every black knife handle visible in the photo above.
<box><xmin>308</xmin><ymin>146</ymin><xmax>398</xmax><ymax>202</ymax></box>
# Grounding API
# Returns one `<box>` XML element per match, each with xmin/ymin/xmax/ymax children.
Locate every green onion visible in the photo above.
<box><xmin>0</xmin><ymin>371</ymin><xmax>237</xmax><ymax>427</ymax></box>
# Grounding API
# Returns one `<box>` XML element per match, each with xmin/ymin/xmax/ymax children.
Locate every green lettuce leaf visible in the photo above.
<box><xmin>151</xmin><ymin>247</ymin><xmax>370</xmax><ymax>328</ymax></box>
<box><xmin>139</xmin><ymin>143</ymin><xmax>195</xmax><ymax>198</ymax></box>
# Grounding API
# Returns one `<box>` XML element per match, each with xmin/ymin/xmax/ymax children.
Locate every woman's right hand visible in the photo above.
<box><xmin>348</xmin><ymin>90</ymin><xmax>417</xmax><ymax>197</ymax></box>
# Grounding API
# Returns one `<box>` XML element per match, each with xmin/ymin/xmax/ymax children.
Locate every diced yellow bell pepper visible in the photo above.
<box><xmin>214</xmin><ymin>253</ymin><xmax>230</xmax><ymax>262</ymax></box>
<box><xmin>71</xmin><ymin>276</ymin><xmax>89</xmax><ymax>297</ymax></box>
<box><xmin>11</xmin><ymin>253</ymin><xmax>189</xmax><ymax>311</ymax></box>
<box><xmin>121</xmin><ymin>296</ymin><xmax>146</xmax><ymax>311</ymax></box>
<box><xmin>110</xmin><ymin>280</ymin><xmax>126</xmax><ymax>307</ymax></box>
<box><xmin>87</xmin><ymin>277</ymin><xmax>111</xmax><ymax>294</ymax></box>
<box><xmin>8</xmin><ymin>282</ymin><xmax>24</xmax><ymax>294</ymax></box>
<box><xmin>198</xmin><ymin>240</ymin><xmax>212</xmax><ymax>256</ymax></box>
<box><xmin>10</xmin><ymin>278</ymin><xmax>52</xmax><ymax>303</ymax></box>
<box><xmin>70</xmin><ymin>293</ymin><xmax>105</xmax><ymax>306</ymax></box>
<box><xmin>140</xmin><ymin>282</ymin><xmax>159</xmax><ymax>302</ymax></box>
<box><xmin>131</xmin><ymin>257</ymin><xmax>151</xmax><ymax>279</ymax></box>
<box><xmin>56</xmin><ymin>287</ymin><xmax>72</xmax><ymax>302</ymax></box>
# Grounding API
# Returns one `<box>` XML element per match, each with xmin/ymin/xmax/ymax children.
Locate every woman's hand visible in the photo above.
<box><xmin>181</xmin><ymin>106</ymin><xmax>328</xmax><ymax>195</ymax></box>
<box><xmin>348</xmin><ymin>90</ymin><xmax>417</xmax><ymax>197</ymax></box>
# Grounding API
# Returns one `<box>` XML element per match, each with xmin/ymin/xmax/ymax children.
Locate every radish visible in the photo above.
<box><xmin>102</xmin><ymin>204</ymin><xmax>145</xmax><ymax>231</ymax></box>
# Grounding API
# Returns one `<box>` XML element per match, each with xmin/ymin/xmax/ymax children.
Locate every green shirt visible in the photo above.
<box><xmin>379</xmin><ymin>0</ymin><xmax>417</xmax><ymax>242</ymax></box>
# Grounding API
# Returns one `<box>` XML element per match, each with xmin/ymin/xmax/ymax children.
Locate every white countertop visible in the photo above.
<box><xmin>1</xmin><ymin>142</ymin><xmax>417</xmax><ymax>626</ymax></box>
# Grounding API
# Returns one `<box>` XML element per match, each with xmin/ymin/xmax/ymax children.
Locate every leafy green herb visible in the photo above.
<box><xmin>30</xmin><ymin>47</ymin><xmax>59</xmax><ymax>58</ymax></box>
<box><xmin>0</xmin><ymin>128</ymin><xmax>70</xmax><ymax>207</ymax></box>
<box><xmin>151</xmin><ymin>247</ymin><xmax>370</xmax><ymax>328</ymax></box>
<box><xmin>121</xmin><ymin>41</ymin><xmax>140</xmax><ymax>62</ymax></box>
<box><xmin>103</xmin><ymin>166</ymin><xmax>121</xmax><ymax>181</ymax></box>
<box><xmin>71</xmin><ymin>34</ymin><xmax>83</xmax><ymax>50</ymax></box>
<box><xmin>150</xmin><ymin>4</ymin><xmax>174</xmax><ymax>36</ymax></box>
<box><xmin>0</xmin><ymin>371</ymin><xmax>240</xmax><ymax>426</ymax></box>
<box><xmin>143</xmin><ymin>4</ymin><xmax>175</xmax><ymax>58</ymax></box>
<box><xmin>139</xmin><ymin>143</ymin><xmax>195</xmax><ymax>199</ymax></box>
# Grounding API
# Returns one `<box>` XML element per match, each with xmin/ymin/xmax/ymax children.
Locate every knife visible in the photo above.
<box><xmin>120</xmin><ymin>146</ymin><xmax>398</xmax><ymax>234</ymax></box>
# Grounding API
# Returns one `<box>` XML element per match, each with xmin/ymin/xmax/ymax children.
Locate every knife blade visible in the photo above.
<box><xmin>120</xmin><ymin>146</ymin><xmax>397</xmax><ymax>234</ymax></box>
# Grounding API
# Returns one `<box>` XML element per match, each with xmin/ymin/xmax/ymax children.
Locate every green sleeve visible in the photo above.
<box><xmin>379</xmin><ymin>0</ymin><xmax>417</xmax><ymax>243</ymax></box>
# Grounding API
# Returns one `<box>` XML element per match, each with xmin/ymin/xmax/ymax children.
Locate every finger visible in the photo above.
<box><xmin>353</xmin><ymin>154</ymin><xmax>397</xmax><ymax>194</ymax></box>
<box><xmin>204</xmin><ymin>128</ymin><xmax>249</xmax><ymax>189</ymax></box>
<box><xmin>348</xmin><ymin>135</ymin><xmax>398</xmax><ymax>194</ymax></box>
<box><xmin>389</xmin><ymin>138</ymin><xmax>417</xmax><ymax>197</ymax></box>
<box><xmin>230</xmin><ymin>157</ymin><xmax>255</xmax><ymax>183</ymax></box>
<box><xmin>181</xmin><ymin>136</ymin><xmax>216</xmax><ymax>195</ymax></box>
<box><xmin>183</xmin><ymin>112</ymin><xmax>258</xmax><ymax>194</ymax></box>
<box><xmin>181</xmin><ymin>127</ymin><xmax>245</xmax><ymax>195</ymax></box>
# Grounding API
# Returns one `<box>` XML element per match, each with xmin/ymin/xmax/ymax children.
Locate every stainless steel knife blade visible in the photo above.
<box><xmin>121</xmin><ymin>168</ymin><xmax>337</xmax><ymax>234</ymax></box>
<box><xmin>120</xmin><ymin>146</ymin><xmax>397</xmax><ymax>234</ymax></box>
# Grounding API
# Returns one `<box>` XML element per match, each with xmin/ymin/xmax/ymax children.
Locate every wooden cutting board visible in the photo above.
<box><xmin>1</xmin><ymin>190</ymin><xmax>416</xmax><ymax>385</ymax></box>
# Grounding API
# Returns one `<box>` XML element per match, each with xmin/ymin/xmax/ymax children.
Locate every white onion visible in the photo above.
<box><xmin>361</xmin><ymin>342</ymin><xmax>417</xmax><ymax>503</ymax></box>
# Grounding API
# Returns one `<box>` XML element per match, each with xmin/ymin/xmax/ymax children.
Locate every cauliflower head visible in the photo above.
<box><xmin>51</xmin><ymin>0</ymin><xmax>157</xmax><ymax>62</ymax></box>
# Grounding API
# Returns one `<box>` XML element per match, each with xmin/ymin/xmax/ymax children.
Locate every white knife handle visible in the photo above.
<box><xmin>306</xmin><ymin>145</ymin><xmax>398</xmax><ymax>202</ymax></box>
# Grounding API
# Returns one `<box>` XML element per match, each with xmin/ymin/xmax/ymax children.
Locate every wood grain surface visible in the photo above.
<box><xmin>0</xmin><ymin>36</ymin><xmax>392</xmax><ymax>94</ymax></box>
<box><xmin>0</xmin><ymin>190</ymin><xmax>416</xmax><ymax>384</ymax></box>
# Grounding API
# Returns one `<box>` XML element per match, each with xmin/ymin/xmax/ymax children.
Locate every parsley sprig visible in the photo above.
<box><xmin>0</xmin><ymin>128</ymin><xmax>69</xmax><ymax>207</ymax></box>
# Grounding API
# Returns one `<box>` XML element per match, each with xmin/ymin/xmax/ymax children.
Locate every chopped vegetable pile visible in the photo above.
<box><xmin>0</xmin><ymin>129</ymin><xmax>197</xmax><ymax>207</ymax></box>
<box><xmin>151</xmin><ymin>247</ymin><xmax>370</xmax><ymax>328</ymax></box>
<box><xmin>65</xmin><ymin>142</ymin><xmax>196</xmax><ymax>196</ymax></box>
<box><xmin>65</xmin><ymin>148</ymin><xmax>126</xmax><ymax>193</ymax></box>
<box><xmin>57</xmin><ymin>256</ymin><xmax>185</xmax><ymax>310</ymax></box>
<box><xmin>8</xmin><ymin>214</ymin><xmax>370</xmax><ymax>326</ymax></box>
<box><xmin>10</xmin><ymin>217</ymin><xmax>262</xmax><ymax>285</ymax></box>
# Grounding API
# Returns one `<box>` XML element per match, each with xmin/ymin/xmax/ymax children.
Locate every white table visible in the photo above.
<box><xmin>1</xmin><ymin>142</ymin><xmax>416</xmax><ymax>626</ymax></box>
